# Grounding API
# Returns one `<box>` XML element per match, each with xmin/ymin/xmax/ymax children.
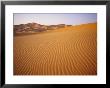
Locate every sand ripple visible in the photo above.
<box><xmin>14</xmin><ymin>23</ymin><xmax>97</xmax><ymax>75</ymax></box>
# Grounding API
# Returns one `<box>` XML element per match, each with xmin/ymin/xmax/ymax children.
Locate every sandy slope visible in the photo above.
<box><xmin>14</xmin><ymin>23</ymin><xmax>97</xmax><ymax>75</ymax></box>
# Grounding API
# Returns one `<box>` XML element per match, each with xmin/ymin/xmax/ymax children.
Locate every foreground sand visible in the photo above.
<box><xmin>14</xmin><ymin>23</ymin><xmax>97</xmax><ymax>75</ymax></box>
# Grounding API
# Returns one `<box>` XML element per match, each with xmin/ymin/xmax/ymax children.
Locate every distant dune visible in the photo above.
<box><xmin>14</xmin><ymin>23</ymin><xmax>97</xmax><ymax>75</ymax></box>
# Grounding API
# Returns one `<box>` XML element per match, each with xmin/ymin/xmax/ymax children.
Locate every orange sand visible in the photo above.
<box><xmin>14</xmin><ymin>23</ymin><xmax>97</xmax><ymax>75</ymax></box>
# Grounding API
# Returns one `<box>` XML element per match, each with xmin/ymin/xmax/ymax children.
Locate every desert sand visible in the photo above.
<box><xmin>14</xmin><ymin>23</ymin><xmax>97</xmax><ymax>75</ymax></box>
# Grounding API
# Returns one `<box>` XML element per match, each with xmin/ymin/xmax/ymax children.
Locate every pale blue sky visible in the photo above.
<box><xmin>14</xmin><ymin>13</ymin><xmax>97</xmax><ymax>25</ymax></box>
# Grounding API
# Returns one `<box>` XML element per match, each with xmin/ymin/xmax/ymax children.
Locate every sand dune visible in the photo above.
<box><xmin>14</xmin><ymin>23</ymin><xmax>97</xmax><ymax>75</ymax></box>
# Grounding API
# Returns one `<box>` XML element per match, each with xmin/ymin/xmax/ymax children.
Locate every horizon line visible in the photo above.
<box><xmin>14</xmin><ymin>22</ymin><xmax>97</xmax><ymax>26</ymax></box>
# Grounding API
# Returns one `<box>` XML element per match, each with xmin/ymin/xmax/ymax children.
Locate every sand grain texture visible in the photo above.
<box><xmin>14</xmin><ymin>23</ymin><xmax>97</xmax><ymax>75</ymax></box>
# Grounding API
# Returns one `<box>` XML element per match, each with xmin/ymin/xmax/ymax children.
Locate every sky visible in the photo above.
<box><xmin>14</xmin><ymin>13</ymin><xmax>97</xmax><ymax>25</ymax></box>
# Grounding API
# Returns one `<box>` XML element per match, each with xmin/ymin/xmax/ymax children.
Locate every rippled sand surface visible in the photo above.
<box><xmin>14</xmin><ymin>23</ymin><xmax>97</xmax><ymax>75</ymax></box>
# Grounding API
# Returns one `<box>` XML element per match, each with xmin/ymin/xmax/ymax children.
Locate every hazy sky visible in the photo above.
<box><xmin>14</xmin><ymin>13</ymin><xmax>97</xmax><ymax>25</ymax></box>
